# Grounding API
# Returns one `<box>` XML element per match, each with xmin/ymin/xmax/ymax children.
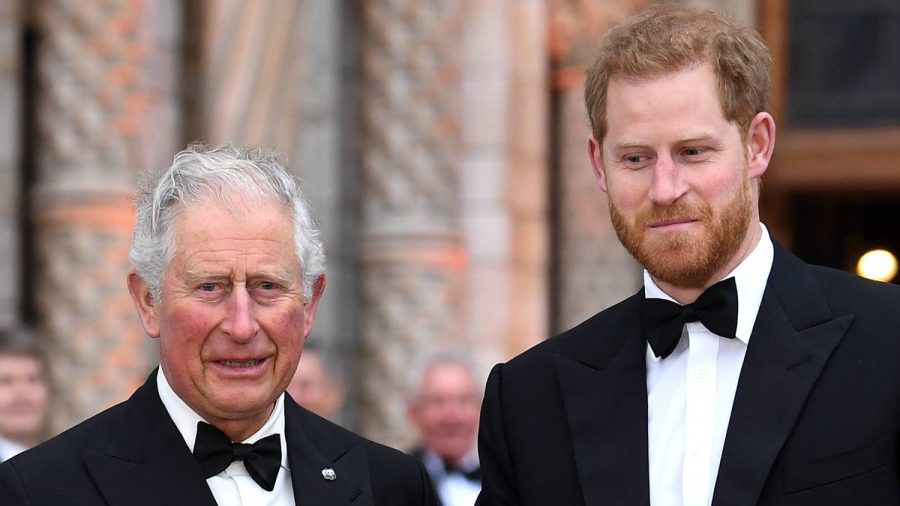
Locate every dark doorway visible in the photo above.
<box><xmin>791</xmin><ymin>192</ymin><xmax>900</xmax><ymax>284</ymax></box>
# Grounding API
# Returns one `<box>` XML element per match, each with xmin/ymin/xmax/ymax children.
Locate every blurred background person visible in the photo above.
<box><xmin>408</xmin><ymin>352</ymin><xmax>482</xmax><ymax>506</ymax></box>
<box><xmin>0</xmin><ymin>327</ymin><xmax>50</xmax><ymax>463</ymax></box>
<box><xmin>286</xmin><ymin>340</ymin><xmax>345</xmax><ymax>421</ymax></box>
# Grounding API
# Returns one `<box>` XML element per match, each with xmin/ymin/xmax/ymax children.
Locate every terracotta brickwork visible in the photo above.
<box><xmin>357</xmin><ymin>0</ymin><xmax>465</xmax><ymax>448</ymax></box>
<box><xmin>32</xmin><ymin>195</ymin><xmax>148</xmax><ymax>431</ymax></box>
<box><xmin>31</xmin><ymin>0</ymin><xmax>178</xmax><ymax>431</ymax></box>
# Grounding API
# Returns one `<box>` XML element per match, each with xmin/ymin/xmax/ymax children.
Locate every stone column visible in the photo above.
<box><xmin>0</xmin><ymin>0</ymin><xmax>21</xmax><ymax>326</ymax></box>
<box><xmin>460</xmin><ymin>0</ymin><xmax>550</xmax><ymax>368</ymax></box>
<box><xmin>357</xmin><ymin>0</ymin><xmax>464</xmax><ymax>447</ymax></box>
<box><xmin>548</xmin><ymin>0</ymin><xmax>644</xmax><ymax>332</ymax></box>
<box><xmin>32</xmin><ymin>0</ymin><xmax>179</xmax><ymax>431</ymax></box>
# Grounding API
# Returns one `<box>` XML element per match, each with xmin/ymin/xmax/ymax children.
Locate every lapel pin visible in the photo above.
<box><xmin>321</xmin><ymin>468</ymin><xmax>337</xmax><ymax>481</ymax></box>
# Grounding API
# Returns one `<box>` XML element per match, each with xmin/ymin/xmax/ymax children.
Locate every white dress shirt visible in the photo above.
<box><xmin>0</xmin><ymin>436</ymin><xmax>28</xmax><ymax>462</ymax></box>
<box><xmin>419</xmin><ymin>448</ymin><xmax>481</xmax><ymax>506</ymax></box>
<box><xmin>646</xmin><ymin>224</ymin><xmax>774</xmax><ymax>506</ymax></box>
<box><xmin>157</xmin><ymin>367</ymin><xmax>295</xmax><ymax>506</ymax></box>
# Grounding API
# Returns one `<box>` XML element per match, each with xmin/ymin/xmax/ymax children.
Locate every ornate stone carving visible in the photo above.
<box><xmin>32</xmin><ymin>0</ymin><xmax>178</xmax><ymax>431</ymax></box>
<box><xmin>358</xmin><ymin>0</ymin><xmax>464</xmax><ymax>447</ymax></box>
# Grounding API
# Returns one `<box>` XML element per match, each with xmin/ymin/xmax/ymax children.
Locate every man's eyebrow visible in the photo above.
<box><xmin>677</xmin><ymin>134</ymin><xmax>717</xmax><ymax>144</ymax></box>
<box><xmin>610</xmin><ymin>135</ymin><xmax>718</xmax><ymax>151</ymax></box>
<box><xmin>610</xmin><ymin>141</ymin><xmax>649</xmax><ymax>151</ymax></box>
<box><xmin>250</xmin><ymin>271</ymin><xmax>296</xmax><ymax>284</ymax></box>
<box><xmin>182</xmin><ymin>269</ymin><xmax>231</xmax><ymax>280</ymax></box>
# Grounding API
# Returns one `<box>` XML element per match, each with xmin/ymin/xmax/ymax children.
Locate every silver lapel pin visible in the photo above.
<box><xmin>321</xmin><ymin>468</ymin><xmax>337</xmax><ymax>481</ymax></box>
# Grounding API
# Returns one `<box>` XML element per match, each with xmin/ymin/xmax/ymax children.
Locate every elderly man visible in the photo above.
<box><xmin>0</xmin><ymin>328</ymin><xmax>50</xmax><ymax>463</ymax></box>
<box><xmin>0</xmin><ymin>145</ymin><xmax>436</xmax><ymax>505</ymax></box>
<box><xmin>477</xmin><ymin>5</ymin><xmax>900</xmax><ymax>506</ymax></box>
<box><xmin>408</xmin><ymin>353</ymin><xmax>482</xmax><ymax>506</ymax></box>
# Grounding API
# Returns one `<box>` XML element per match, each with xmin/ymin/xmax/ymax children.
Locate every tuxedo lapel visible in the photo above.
<box><xmin>712</xmin><ymin>243</ymin><xmax>853</xmax><ymax>506</ymax></box>
<box><xmin>285</xmin><ymin>398</ymin><xmax>373</xmax><ymax>505</ymax></box>
<box><xmin>555</xmin><ymin>294</ymin><xmax>651</xmax><ymax>506</ymax></box>
<box><xmin>83</xmin><ymin>370</ymin><xmax>217</xmax><ymax>506</ymax></box>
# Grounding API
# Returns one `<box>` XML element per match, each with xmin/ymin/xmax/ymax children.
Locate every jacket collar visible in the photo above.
<box><xmin>554</xmin><ymin>293</ymin><xmax>651</xmax><ymax>505</ymax></box>
<box><xmin>284</xmin><ymin>395</ymin><xmax>374</xmax><ymax>505</ymax></box>
<box><xmin>84</xmin><ymin>369</ymin><xmax>218</xmax><ymax>505</ymax></box>
<box><xmin>711</xmin><ymin>241</ymin><xmax>852</xmax><ymax>505</ymax></box>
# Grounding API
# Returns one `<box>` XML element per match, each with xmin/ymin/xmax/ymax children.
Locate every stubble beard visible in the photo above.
<box><xmin>609</xmin><ymin>176</ymin><xmax>754</xmax><ymax>290</ymax></box>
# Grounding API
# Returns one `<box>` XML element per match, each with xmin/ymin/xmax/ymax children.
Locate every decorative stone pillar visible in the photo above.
<box><xmin>548</xmin><ymin>0</ymin><xmax>644</xmax><ymax>332</ymax></box>
<box><xmin>358</xmin><ymin>0</ymin><xmax>464</xmax><ymax>448</ymax></box>
<box><xmin>32</xmin><ymin>0</ymin><xmax>179</xmax><ymax>431</ymax></box>
<box><xmin>459</xmin><ymin>0</ymin><xmax>551</xmax><ymax>369</ymax></box>
<box><xmin>0</xmin><ymin>0</ymin><xmax>21</xmax><ymax>326</ymax></box>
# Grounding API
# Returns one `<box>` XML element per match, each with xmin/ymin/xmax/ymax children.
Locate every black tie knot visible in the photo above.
<box><xmin>192</xmin><ymin>421</ymin><xmax>282</xmax><ymax>492</ymax></box>
<box><xmin>232</xmin><ymin>442</ymin><xmax>253</xmax><ymax>461</ymax></box>
<box><xmin>642</xmin><ymin>277</ymin><xmax>739</xmax><ymax>359</ymax></box>
<box><xmin>442</xmin><ymin>459</ymin><xmax>482</xmax><ymax>482</ymax></box>
<box><xmin>681</xmin><ymin>305</ymin><xmax>700</xmax><ymax>322</ymax></box>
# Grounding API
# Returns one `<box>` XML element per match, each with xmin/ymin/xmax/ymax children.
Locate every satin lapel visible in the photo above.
<box><xmin>712</xmin><ymin>244</ymin><xmax>853</xmax><ymax>506</ymax></box>
<box><xmin>286</xmin><ymin>398</ymin><xmax>373</xmax><ymax>506</ymax></box>
<box><xmin>84</xmin><ymin>370</ymin><xmax>217</xmax><ymax>506</ymax></box>
<box><xmin>555</xmin><ymin>294</ymin><xmax>650</xmax><ymax>506</ymax></box>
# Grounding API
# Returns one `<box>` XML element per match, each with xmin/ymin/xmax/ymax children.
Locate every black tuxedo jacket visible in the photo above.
<box><xmin>0</xmin><ymin>370</ymin><xmax>437</xmax><ymax>505</ymax></box>
<box><xmin>477</xmin><ymin>242</ymin><xmax>900</xmax><ymax>505</ymax></box>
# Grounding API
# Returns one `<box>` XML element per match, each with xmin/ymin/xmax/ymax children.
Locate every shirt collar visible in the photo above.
<box><xmin>420</xmin><ymin>447</ymin><xmax>480</xmax><ymax>476</ymax></box>
<box><xmin>0</xmin><ymin>435</ymin><xmax>29</xmax><ymax>461</ymax></box>
<box><xmin>643</xmin><ymin>223</ymin><xmax>774</xmax><ymax>344</ymax></box>
<box><xmin>156</xmin><ymin>366</ymin><xmax>290</xmax><ymax>471</ymax></box>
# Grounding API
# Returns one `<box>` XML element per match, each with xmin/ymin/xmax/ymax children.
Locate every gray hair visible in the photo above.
<box><xmin>407</xmin><ymin>349</ymin><xmax>485</xmax><ymax>403</ymax></box>
<box><xmin>129</xmin><ymin>143</ymin><xmax>326</xmax><ymax>301</ymax></box>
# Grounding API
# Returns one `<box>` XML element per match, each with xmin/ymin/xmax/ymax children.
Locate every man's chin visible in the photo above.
<box><xmin>641</xmin><ymin>247</ymin><xmax>716</xmax><ymax>289</ymax></box>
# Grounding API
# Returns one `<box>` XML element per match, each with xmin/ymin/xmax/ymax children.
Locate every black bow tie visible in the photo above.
<box><xmin>442</xmin><ymin>459</ymin><xmax>482</xmax><ymax>482</ymax></box>
<box><xmin>193</xmin><ymin>421</ymin><xmax>282</xmax><ymax>491</ymax></box>
<box><xmin>642</xmin><ymin>277</ymin><xmax>739</xmax><ymax>359</ymax></box>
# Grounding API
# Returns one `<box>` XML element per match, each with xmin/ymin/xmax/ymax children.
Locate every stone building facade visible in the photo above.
<box><xmin>2</xmin><ymin>0</ymin><xmax>898</xmax><ymax>450</ymax></box>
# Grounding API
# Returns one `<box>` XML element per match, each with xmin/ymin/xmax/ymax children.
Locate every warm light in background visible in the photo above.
<box><xmin>856</xmin><ymin>249</ymin><xmax>898</xmax><ymax>282</ymax></box>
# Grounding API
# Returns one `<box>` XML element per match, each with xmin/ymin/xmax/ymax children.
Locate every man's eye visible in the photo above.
<box><xmin>625</xmin><ymin>155</ymin><xmax>644</xmax><ymax>163</ymax></box>
<box><xmin>199</xmin><ymin>283</ymin><xmax>217</xmax><ymax>292</ymax></box>
<box><xmin>259</xmin><ymin>282</ymin><xmax>277</xmax><ymax>290</ymax></box>
<box><xmin>683</xmin><ymin>147</ymin><xmax>705</xmax><ymax>157</ymax></box>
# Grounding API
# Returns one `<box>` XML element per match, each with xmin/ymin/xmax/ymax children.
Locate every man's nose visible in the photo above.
<box><xmin>647</xmin><ymin>155</ymin><xmax>687</xmax><ymax>206</ymax></box>
<box><xmin>222</xmin><ymin>286</ymin><xmax>260</xmax><ymax>342</ymax></box>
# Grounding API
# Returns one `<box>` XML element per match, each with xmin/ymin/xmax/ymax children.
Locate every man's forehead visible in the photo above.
<box><xmin>179</xmin><ymin>254</ymin><xmax>300</xmax><ymax>277</ymax></box>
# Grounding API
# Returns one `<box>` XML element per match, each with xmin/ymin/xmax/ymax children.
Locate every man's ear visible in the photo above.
<box><xmin>588</xmin><ymin>135</ymin><xmax>609</xmax><ymax>192</ymax></box>
<box><xmin>127</xmin><ymin>269</ymin><xmax>161</xmax><ymax>338</ymax></box>
<box><xmin>746</xmin><ymin>112</ymin><xmax>776</xmax><ymax>179</ymax></box>
<box><xmin>302</xmin><ymin>274</ymin><xmax>327</xmax><ymax>338</ymax></box>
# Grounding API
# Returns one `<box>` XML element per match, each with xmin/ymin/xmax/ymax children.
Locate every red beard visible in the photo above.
<box><xmin>609</xmin><ymin>177</ymin><xmax>753</xmax><ymax>289</ymax></box>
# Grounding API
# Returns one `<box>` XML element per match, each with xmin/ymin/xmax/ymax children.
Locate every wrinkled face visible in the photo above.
<box><xmin>408</xmin><ymin>363</ymin><xmax>481</xmax><ymax>464</ymax></box>
<box><xmin>0</xmin><ymin>355</ymin><xmax>49</xmax><ymax>443</ymax></box>
<box><xmin>129</xmin><ymin>196</ymin><xmax>323</xmax><ymax>438</ymax></box>
<box><xmin>591</xmin><ymin>63</ymin><xmax>765</xmax><ymax>290</ymax></box>
<box><xmin>286</xmin><ymin>351</ymin><xmax>343</xmax><ymax>419</ymax></box>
